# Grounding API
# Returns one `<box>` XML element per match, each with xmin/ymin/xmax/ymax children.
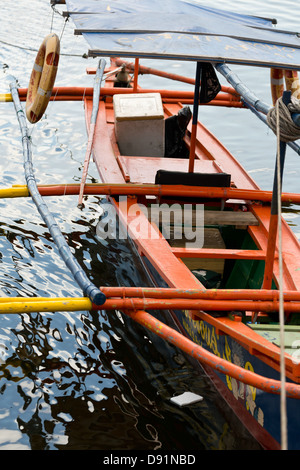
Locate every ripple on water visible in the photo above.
<box><xmin>0</xmin><ymin>429</ymin><xmax>30</xmax><ymax>450</ymax></box>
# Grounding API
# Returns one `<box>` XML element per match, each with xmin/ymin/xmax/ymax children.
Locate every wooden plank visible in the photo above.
<box><xmin>148</xmin><ymin>207</ymin><xmax>258</xmax><ymax>227</ymax></box>
<box><xmin>117</xmin><ymin>156</ymin><xmax>130</xmax><ymax>182</ymax></box>
<box><xmin>181</xmin><ymin>228</ymin><xmax>225</xmax><ymax>273</ymax></box>
<box><xmin>166</xmin><ymin>228</ymin><xmax>226</xmax><ymax>274</ymax></box>
<box><xmin>120</xmin><ymin>156</ymin><xmax>220</xmax><ymax>184</ymax></box>
<box><xmin>204</xmin><ymin>210</ymin><xmax>258</xmax><ymax>226</ymax></box>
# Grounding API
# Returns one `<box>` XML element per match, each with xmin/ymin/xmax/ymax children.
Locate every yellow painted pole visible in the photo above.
<box><xmin>0</xmin><ymin>93</ymin><xmax>12</xmax><ymax>102</ymax></box>
<box><xmin>0</xmin><ymin>297</ymin><xmax>92</xmax><ymax>313</ymax></box>
<box><xmin>0</xmin><ymin>296</ymin><xmax>85</xmax><ymax>303</ymax></box>
<box><xmin>0</xmin><ymin>186</ymin><xmax>29</xmax><ymax>198</ymax></box>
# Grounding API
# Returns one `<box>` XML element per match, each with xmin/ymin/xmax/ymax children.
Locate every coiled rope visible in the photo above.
<box><xmin>267</xmin><ymin>96</ymin><xmax>300</xmax><ymax>142</ymax></box>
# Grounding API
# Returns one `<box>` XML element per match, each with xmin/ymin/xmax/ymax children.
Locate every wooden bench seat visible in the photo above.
<box><xmin>117</xmin><ymin>156</ymin><xmax>224</xmax><ymax>184</ymax></box>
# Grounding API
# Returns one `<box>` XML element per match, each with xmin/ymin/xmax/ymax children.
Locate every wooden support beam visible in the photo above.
<box><xmin>171</xmin><ymin>247</ymin><xmax>266</xmax><ymax>260</ymax></box>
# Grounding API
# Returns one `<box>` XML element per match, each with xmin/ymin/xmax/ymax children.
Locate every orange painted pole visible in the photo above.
<box><xmin>98</xmin><ymin>297</ymin><xmax>300</xmax><ymax>312</ymax></box>
<box><xmin>5</xmin><ymin>183</ymin><xmax>300</xmax><ymax>204</ymax></box>
<box><xmin>188</xmin><ymin>128</ymin><xmax>197</xmax><ymax>172</ymax></box>
<box><xmin>133</xmin><ymin>58</ymin><xmax>139</xmax><ymax>92</ymax></box>
<box><xmin>262</xmin><ymin>215</ymin><xmax>278</xmax><ymax>290</ymax></box>
<box><xmin>13</xmin><ymin>94</ymin><xmax>243</xmax><ymax>106</ymax></box>
<box><xmin>262</xmin><ymin>91</ymin><xmax>291</xmax><ymax>290</ymax></box>
<box><xmin>124</xmin><ymin>309</ymin><xmax>300</xmax><ymax>399</ymax></box>
<box><xmin>100</xmin><ymin>286</ymin><xmax>300</xmax><ymax>302</ymax></box>
<box><xmin>102</xmin><ymin>58</ymin><xmax>240</xmax><ymax>97</ymax></box>
<box><xmin>270</xmin><ymin>68</ymin><xmax>284</xmax><ymax>106</ymax></box>
<box><xmin>284</xmin><ymin>70</ymin><xmax>300</xmax><ymax>100</ymax></box>
<box><xmin>16</xmin><ymin>87</ymin><xmax>242</xmax><ymax>105</ymax></box>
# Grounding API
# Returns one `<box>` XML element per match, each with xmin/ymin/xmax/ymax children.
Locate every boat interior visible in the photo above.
<box><xmin>86</xmin><ymin>62</ymin><xmax>300</xmax><ymax>342</ymax></box>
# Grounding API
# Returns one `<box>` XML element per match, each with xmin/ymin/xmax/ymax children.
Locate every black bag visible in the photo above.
<box><xmin>199</xmin><ymin>63</ymin><xmax>221</xmax><ymax>104</ymax></box>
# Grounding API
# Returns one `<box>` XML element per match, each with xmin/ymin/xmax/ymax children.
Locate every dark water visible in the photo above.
<box><xmin>0</xmin><ymin>0</ymin><xmax>298</xmax><ymax>451</ymax></box>
<box><xmin>0</xmin><ymin>199</ymin><xmax>263</xmax><ymax>451</ymax></box>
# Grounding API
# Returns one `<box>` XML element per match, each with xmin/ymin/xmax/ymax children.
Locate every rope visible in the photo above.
<box><xmin>267</xmin><ymin>96</ymin><xmax>300</xmax><ymax>142</ymax></box>
<box><xmin>275</xmin><ymin>98</ymin><xmax>288</xmax><ymax>450</ymax></box>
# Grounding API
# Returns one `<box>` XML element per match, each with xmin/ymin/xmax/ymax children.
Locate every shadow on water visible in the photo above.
<box><xmin>0</xmin><ymin>202</ymin><xmax>262</xmax><ymax>450</ymax></box>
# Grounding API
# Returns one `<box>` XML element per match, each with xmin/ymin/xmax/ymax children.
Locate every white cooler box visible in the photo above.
<box><xmin>113</xmin><ymin>93</ymin><xmax>165</xmax><ymax>157</ymax></box>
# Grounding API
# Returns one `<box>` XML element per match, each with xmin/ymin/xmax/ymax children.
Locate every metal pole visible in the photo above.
<box><xmin>188</xmin><ymin>62</ymin><xmax>202</xmax><ymax>173</ymax></box>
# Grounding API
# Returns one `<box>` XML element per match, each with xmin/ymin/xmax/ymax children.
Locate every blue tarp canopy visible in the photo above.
<box><xmin>64</xmin><ymin>0</ymin><xmax>300</xmax><ymax>69</ymax></box>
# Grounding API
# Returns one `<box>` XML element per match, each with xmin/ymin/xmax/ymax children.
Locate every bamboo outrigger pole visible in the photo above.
<box><xmin>10</xmin><ymin>78</ymin><xmax>106</xmax><ymax>306</ymax></box>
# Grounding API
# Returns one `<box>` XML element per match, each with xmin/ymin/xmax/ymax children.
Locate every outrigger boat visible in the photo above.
<box><xmin>2</xmin><ymin>0</ymin><xmax>300</xmax><ymax>450</ymax></box>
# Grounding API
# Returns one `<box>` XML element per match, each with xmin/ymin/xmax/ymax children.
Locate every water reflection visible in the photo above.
<box><xmin>0</xmin><ymin>208</ymin><xmax>263</xmax><ymax>450</ymax></box>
